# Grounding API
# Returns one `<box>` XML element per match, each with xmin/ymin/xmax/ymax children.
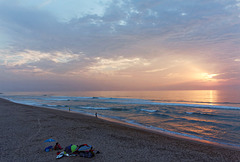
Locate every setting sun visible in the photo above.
<box><xmin>201</xmin><ymin>73</ymin><xmax>219</xmax><ymax>81</ymax></box>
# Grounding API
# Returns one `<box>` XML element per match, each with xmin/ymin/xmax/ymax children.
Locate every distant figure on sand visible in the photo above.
<box><xmin>95</xmin><ymin>112</ymin><xmax>98</xmax><ymax>118</ymax></box>
<box><xmin>54</xmin><ymin>142</ymin><xmax>63</xmax><ymax>150</ymax></box>
<box><xmin>69</xmin><ymin>107</ymin><xmax>70</xmax><ymax>112</ymax></box>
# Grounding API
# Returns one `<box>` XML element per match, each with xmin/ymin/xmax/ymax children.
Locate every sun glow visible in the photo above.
<box><xmin>201</xmin><ymin>73</ymin><xmax>219</xmax><ymax>81</ymax></box>
<box><xmin>192</xmin><ymin>68</ymin><xmax>220</xmax><ymax>83</ymax></box>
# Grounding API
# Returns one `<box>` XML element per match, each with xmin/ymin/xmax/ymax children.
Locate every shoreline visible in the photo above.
<box><xmin>5</xmin><ymin>97</ymin><xmax>240</xmax><ymax>151</ymax></box>
<box><xmin>1</xmin><ymin>98</ymin><xmax>240</xmax><ymax>161</ymax></box>
<box><xmin>97</xmin><ymin>114</ymin><xmax>240</xmax><ymax>151</ymax></box>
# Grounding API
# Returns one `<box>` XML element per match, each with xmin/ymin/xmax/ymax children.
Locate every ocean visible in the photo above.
<box><xmin>1</xmin><ymin>90</ymin><xmax>240</xmax><ymax>148</ymax></box>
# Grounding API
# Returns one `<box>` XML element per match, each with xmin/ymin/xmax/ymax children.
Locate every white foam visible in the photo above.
<box><xmin>81</xmin><ymin>106</ymin><xmax>111</xmax><ymax>110</ymax></box>
<box><xmin>141</xmin><ymin>109</ymin><xmax>158</xmax><ymax>113</ymax></box>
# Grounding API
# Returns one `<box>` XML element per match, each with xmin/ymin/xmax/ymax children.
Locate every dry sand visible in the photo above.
<box><xmin>0</xmin><ymin>98</ymin><xmax>239</xmax><ymax>162</ymax></box>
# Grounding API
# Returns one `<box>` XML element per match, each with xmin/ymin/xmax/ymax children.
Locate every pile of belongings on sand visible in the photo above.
<box><xmin>44</xmin><ymin>139</ymin><xmax>100</xmax><ymax>159</ymax></box>
<box><xmin>56</xmin><ymin>144</ymin><xmax>100</xmax><ymax>159</ymax></box>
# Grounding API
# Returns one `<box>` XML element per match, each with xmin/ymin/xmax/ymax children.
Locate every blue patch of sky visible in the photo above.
<box><xmin>15</xmin><ymin>0</ymin><xmax>112</xmax><ymax>22</ymax></box>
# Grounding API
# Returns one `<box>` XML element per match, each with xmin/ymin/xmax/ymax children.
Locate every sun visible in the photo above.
<box><xmin>201</xmin><ymin>73</ymin><xmax>219</xmax><ymax>81</ymax></box>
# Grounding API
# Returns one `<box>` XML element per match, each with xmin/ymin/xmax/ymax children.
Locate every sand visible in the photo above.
<box><xmin>0</xmin><ymin>98</ymin><xmax>239</xmax><ymax>162</ymax></box>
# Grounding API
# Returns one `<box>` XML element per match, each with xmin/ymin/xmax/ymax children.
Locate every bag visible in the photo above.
<box><xmin>64</xmin><ymin>144</ymin><xmax>72</xmax><ymax>153</ymax></box>
<box><xmin>77</xmin><ymin>144</ymin><xmax>92</xmax><ymax>151</ymax></box>
<box><xmin>76</xmin><ymin>144</ymin><xmax>94</xmax><ymax>158</ymax></box>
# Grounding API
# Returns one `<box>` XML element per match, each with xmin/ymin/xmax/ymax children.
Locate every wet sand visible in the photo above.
<box><xmin>0</xmin><ymin>98</ymin><xmax>239</xmax><ymax>162</ymax></box>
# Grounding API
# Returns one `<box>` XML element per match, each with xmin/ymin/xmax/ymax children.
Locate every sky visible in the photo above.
<box><xmin>0</xmin><ymin>0</ymin><xmax>240</xmax><ymax>91</ymax></box>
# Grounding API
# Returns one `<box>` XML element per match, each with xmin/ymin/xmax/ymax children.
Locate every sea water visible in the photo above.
<box><xmin>1</xmin><ymin>90</ymin><xmax>240</xmax><ymax>148</ymax></box>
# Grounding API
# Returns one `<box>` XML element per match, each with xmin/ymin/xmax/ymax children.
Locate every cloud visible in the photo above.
<box><xmin>145</xmin><ymin>68</ymin><xmax>168</xmax><ymax>73</ymax></box>
<box><xmin>1</xmin><ymin>0</ymin><xmax>240</xmax><ymax>58</ymax></box>
<box><xmin>1</xmin><ymin>49</ymin><xmax>80</xmax><ymax>66</ymax></box>
<box><xmin>88</xmin><ymin>57</ymin><xmax>149</xmax><ymax>74</ymax></box>
<box><xmin>1</xmin><ymin>0</ymin><xmax>240</xmax><ymax>90</ymax></box>
<box><xmin>0</xmin><ymin>49</ymin><xmax>90</xmax><ymax>77</ymax></box>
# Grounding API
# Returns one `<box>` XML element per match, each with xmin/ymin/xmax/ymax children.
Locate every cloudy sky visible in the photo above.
<box><xmin>0</xmin><ymin>0</ymin><xmax>240</xmax><ymax>91</ymax></box>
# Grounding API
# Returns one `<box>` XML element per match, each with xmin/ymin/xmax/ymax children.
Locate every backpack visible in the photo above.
<box><xmin>64</xmin><ymin>144</ymin><xmax>72</xmax><ymax>153</ymax></box>
<box><xmin>76</xmin><ymin>144</ymin><xmax>95</xmax><ymax>158</ymax></box>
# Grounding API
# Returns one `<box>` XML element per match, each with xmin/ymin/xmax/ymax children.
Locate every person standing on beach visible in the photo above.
<box><xmin>95</xmin><ymin>112</ymin><xmax>98</xmax><ymax>118</ymax></box>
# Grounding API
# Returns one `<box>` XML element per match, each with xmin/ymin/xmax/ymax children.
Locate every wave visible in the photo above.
<box><xmin>152</xmin><ymin>99</ymin><xmax>240</xmax><ymax>105</ymax></box>
<box><xmin>4</xmin><ymin>94</ymin><xmax>240</xmax><ymax>110</ymax></box>
<box><xmin>195</xmin><ymin>101</ymin><xmax>240</xmax><ymax>105</ymax></box>
<box><xmin>149</xmin><ymin>102</ymin><xmax>240</xmax><ymax>110</ymax></box>
<box><xmin>38</xmin><ymin>105</ymin><xmax>111</xmax><ymax>110</ymax></box>
<box><xmin>124</xmin><ymin>119</ymin><xmax>210</xmax><ymax>140</ymax></box>
<box><xmin>140</xmin><ymin>109</ymin><xmax>158</xmax><ymax>113</ymax></box>
<box><xmin>71</xmin><ymin>97</ymin><xmax>240</xmax><ymax>110</ymax></box>
<box><xmin>123</xmin><ymin>119</ymin><xmax>240</xmax><ymax>147</ymax></box>
<box><xmin>185</xmin><ymin>112</ymin><xmax>215</xmax><ymax>116</ymax></box>
<box><xmin>41</xmin><ymin>104</ymin><xmax>67</xmax><ymax>108</ymax></box>
<box><xmin>80</xmin><ymin>106</ymin><xmax>129</xmax><ymax>111</ymax></box>
<box><xmin>43</xmin><ymin>96</ymin><xmax>92</xmax><ymax>101</ymax></box>
<box><xmin>81</xmin><ymin>106</ymin><xmax>111</xmax><ymax>110</ymax></box>
<box><xmin>6</xmin><ymin>98</ymin><xmax>41</xmax><ymax>106</ymax></box>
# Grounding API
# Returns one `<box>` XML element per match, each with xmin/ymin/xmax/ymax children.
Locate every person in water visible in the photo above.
<box><xmin>54</xmin><ymin>142</ymin><xmax>63</xmax><ymax>150</ymax></box>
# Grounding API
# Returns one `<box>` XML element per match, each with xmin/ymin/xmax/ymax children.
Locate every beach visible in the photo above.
<box><xmin>0</xmin><ymin>98</ymin><xmax>239</xmax><ymax>162</ymax></box>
